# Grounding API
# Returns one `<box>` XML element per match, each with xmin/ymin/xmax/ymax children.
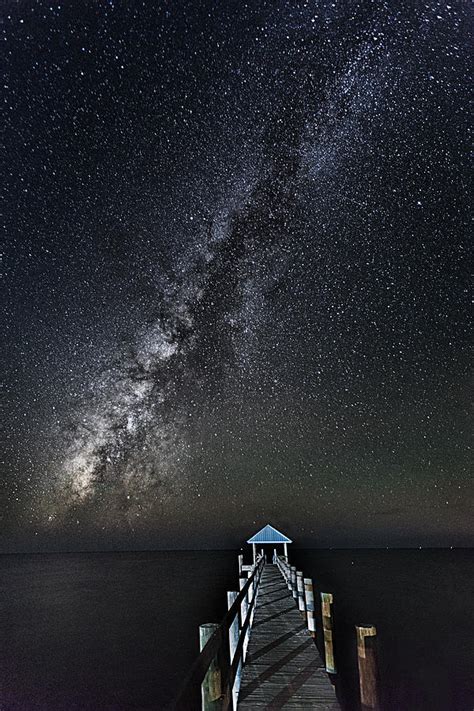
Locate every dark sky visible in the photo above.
<box><xmin>2</xmin><ymin>0</ymin><xmax>472</xmax><ymax>551</ymax></box>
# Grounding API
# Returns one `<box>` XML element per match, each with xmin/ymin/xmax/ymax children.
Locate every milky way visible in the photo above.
<box><xmin>2</xmin><ymin>1</ymin><xmax>471</xmax><ymax>549</ymax></box>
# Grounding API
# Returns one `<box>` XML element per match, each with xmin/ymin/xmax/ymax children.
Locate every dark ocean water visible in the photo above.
<box><xmin>0</xmin><ymin>549</ymin><xmax>473</xmax><ymax>710</ymax></box>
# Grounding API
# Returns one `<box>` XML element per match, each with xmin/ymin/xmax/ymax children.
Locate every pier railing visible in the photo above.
<box><xmin>171</xmin><ymin>554</ymin><xmax>265</xmax><ymax>711</ymax></box>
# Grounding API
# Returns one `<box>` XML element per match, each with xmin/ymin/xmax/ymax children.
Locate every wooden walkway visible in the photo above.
<box><xmin>237</xmin><ymin>565</ymin><xmax>340</xmax><ymax>710</ymax></box>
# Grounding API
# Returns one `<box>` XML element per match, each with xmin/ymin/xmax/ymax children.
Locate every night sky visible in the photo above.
<box><xmin>2</xmin><ymin>0</ymin><xmax>471</xmax><ymax>551</ymax></box>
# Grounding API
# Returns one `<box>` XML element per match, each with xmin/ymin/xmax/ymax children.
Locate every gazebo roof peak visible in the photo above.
<box><xmin>247</xmin><ymin>524</ymin><xmax>292</xmax><ymax>544</ymax></box>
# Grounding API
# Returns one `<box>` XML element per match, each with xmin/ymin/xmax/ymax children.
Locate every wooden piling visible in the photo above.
<box><xmin>304</xmin><ymin>578</ymin><xmax>316</xmax><ymax>637</ymax></box>
<box><xmin>199</xmin><ymin>623</ymin><xmax>222</xmax><ymax>710</ymax></box>
<box><xmin>227</xmin><ymin>592</ymin><xmax>241</xmax><ymax>708</ymax></box>
<box><xmin>321</xmin><ymin>592</ymin><xmax>336</xmax><ymax>674</ymax></box>
<box><xmin>296</xmin><ymin>571</ymin><xmax>306</xmax><ymax>617</ymax></box>
<box><xmin>356</xmin><ymin>624</ymin><xmax>380</xmax><ymax>711</ymax></box>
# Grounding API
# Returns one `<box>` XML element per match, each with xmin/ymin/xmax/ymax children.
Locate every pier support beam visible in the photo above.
<box><xmin>199</xmin><ymin>623</ymin><xmax>222</xmax><ymax>710</ymax></box>
<box><xmin>356</xmin><ymin>624</ymin><xmax>380</xmax><ymax>710</ymax></box>
<box><xmin>321</xmin><ymin>592</ymin><xmax>336</xmax><ymax>674</ymax></box>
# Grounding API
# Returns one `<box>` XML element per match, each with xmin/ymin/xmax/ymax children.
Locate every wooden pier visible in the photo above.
<box><xmin>172</xmin><ymin>524</ymin><xmax>379</xmax><ymax>711</ymax></box>
<box><xmin>237</xmin><ymin>564</ymin><xmax>340</xmax><ymax>709</ymax></box>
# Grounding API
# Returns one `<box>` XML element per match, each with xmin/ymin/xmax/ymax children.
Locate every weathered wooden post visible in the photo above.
<box><xmin>238</xmin><ymin>554</ymin><xmax>243</xmax><ymax>576</ymax></box>
<box><xmin>227</xmin><ymin>592</ymin><xmax>242</xmax><ymax>708</ymax></box>
<box><xmin>321</xmin><ymin>592</ymin><xmax>336</xmax><ymax>674</ymax></box>
<box><xmin>304</xmin><ymin>578</ymin><xmax>316</xmax><ymax>637</ymax></box>
<box><xmin>247</xmin><ymin>570</ymin><xmax>253</xmax><ymax>607</ymax></box>
<box><xmin>199</xmin><ymin>623</ymin><xmax>222</xmax><ymax>710</ymax></box>
<box><xmin>291</xmin><ymin>566</ymin><xmax>298</xmax><ymax>599</ymax></box>
<box><xmin>356</xmin><ymin>624</ymin><xmax>380</xmax><ymax>710</ymax></box>
<box><xmin>296</xmin><ymin>571</ymin><xmax>306</xmax><ymax>618</ymax></box>
<box><xmin>247</xmin><ymin>569</ymin><xmax>257</xmax><ymax>626</ymax></box>
<box><xmin>239</xmin><ymin>577</ymin><xmax>249</xmax><ymax>662</ymax></box>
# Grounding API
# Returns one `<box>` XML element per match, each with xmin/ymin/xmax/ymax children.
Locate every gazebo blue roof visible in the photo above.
<box><xmin>247</xmin><ymin>524</ymin><xmax>292</xmax><ymax>544</ymax></box>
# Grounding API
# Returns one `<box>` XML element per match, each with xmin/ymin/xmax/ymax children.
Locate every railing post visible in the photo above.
<box><xmin>238</xmin><ymin>554</ymin><xmax>243</xmax><ymax>576</ymax></box>
<box><xmin>248</xmin><ymin>560</ymin><xmax>260</xmax><ymax>628</ymax></box>
<box><xmin>227</xmin><ymin>592</ymin><xmax>241</xmax><ymax>709</ymax></box>
<box><xmin>199</xmin><ymin>623</ymin><xmax>223</xmax><ymax>710</ymax></box>
<box><xmin>251</xmin><ymin>562</ymin><xmax>260</xmax><ymax>625</ymax></box>
<box><xmin>278</xmin><ymin>556</ymin><xmax>285</xmax><ymax>580</ymax></box>
<box><xmin>239</xmin><ymin>577</ymin><xmax>249</xmax><ymax>662</ymax></box>
<box><xmin>291</xmin><ymin>566</ymin><xmax>297</xmax><ymax>599</ymax></box>
<box><xmin>321</xmin><ymin>592</ymin><xmax>336</xmax><ymax>674</ymax></box>
<box><xmin>296</xmin><ymin>571</ymin><xmax>306</xmax><ymax>618</ymax></box>
<box><xmin>356</xmin><ymin>624</ymin><xmax>380</xmax><ymax>710</ymax></box>
<box><xmin>247</xmin><ymin>570</ymin><xmax>255</xmax><ymax>626</ymax></box>
<box><xmin>304</xmin><ymin>578</ymin><xmax>316</xmax><ymax>637</ymax></box>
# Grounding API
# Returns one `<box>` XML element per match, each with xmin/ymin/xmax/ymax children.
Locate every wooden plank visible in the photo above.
<box><xmin>237</xmin><ymin>566</ymin><xmax>340</xmax><ymax>710</ymax></box>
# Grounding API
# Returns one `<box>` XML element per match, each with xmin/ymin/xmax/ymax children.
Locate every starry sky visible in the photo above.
<box><xmin>2</xmin><ymin>0</ymin><xmax>472</xmax><ymax>551</ymax></box>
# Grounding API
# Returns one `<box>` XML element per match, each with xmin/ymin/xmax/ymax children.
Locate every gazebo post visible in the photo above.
<box><xmin>252</xmin><ymin>543</ymin><xmax>257</xmax><ymax>564</ymax></box>
<box><xmin>284</xmin><ymin>542</ymin><xmax>289</xmax><ymax>561</ymax></box>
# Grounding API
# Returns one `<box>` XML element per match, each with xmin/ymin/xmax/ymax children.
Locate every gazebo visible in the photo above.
<box><xmin>247</xmin><ymin>524</ymin><xmax>292</xmax><ymax>563</ymax></box>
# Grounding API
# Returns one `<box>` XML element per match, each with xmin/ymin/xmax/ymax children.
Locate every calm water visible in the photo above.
<box><xmin>0</xmin><ymin>549</ymin><xmax>473</xmax><ymax>710</ymax></box>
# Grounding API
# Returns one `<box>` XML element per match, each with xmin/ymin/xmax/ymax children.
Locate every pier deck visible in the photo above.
<box><xmin>237</xmin><ymin>565</ymin><xmax>340</xmax><ymax>710</ymax></box>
